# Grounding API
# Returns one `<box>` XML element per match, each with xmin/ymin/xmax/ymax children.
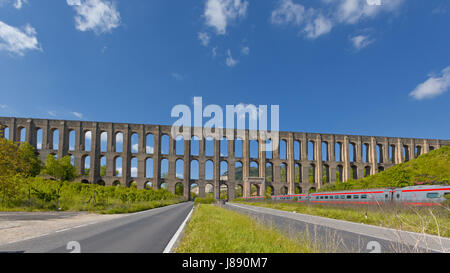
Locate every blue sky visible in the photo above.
<box><xmin>0</xmin><ymin>0</ymin><xmax>449</xmax><ymax>140</ymax></box>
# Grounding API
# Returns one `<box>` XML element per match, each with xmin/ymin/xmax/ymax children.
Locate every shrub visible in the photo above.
<box><xmin>194</xmin><ymin>197</ymin><xmax>216</xmax><ymax>204</ymax></box>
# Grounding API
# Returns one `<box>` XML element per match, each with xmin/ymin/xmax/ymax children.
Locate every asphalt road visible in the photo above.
<box><xmin>225</xmin><ymin>203</ymin><xmax>450</xmax><ymax>253</ymax></box>
<box><xmin>0</xmin><ymin>202</ymin><xmax>194</xmax><ymax>253</ymax></box>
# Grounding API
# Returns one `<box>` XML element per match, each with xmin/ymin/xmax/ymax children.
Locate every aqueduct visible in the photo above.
<box><xmin>0</xmin><ymin>116</ymin><xmax>449</xmax><ymax>200</ymax></box>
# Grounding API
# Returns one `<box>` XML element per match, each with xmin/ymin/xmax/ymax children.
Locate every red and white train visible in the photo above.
<box><xmin>245</xmin><ymin>185</ymin><xmax>450</xmax><ymax>206</ymax></box>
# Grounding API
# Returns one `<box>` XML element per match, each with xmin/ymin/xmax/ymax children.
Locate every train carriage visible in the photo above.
<box><xmin>243</xmin><ymin>185</ymin><xmax>450</xmax><ymax>206</ymax></box>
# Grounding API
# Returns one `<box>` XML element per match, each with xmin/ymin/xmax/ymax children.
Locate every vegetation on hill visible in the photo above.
<box><xmin>320</xmin><ymin>146</ymin><xmax>450</xmax><ymax>192</ymax></box>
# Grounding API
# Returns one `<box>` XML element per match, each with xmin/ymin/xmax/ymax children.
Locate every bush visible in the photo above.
<box><xmin>194</xmin><ymin>197</ymin><xmax>216</xmax><ymax>204</ymax></box>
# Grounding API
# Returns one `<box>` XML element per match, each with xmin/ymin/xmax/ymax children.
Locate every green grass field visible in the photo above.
<box><xmin>234</xmin><ymin>200</ymin><xmax>450</xmax><ymax>237</ymax></box>
<box><xmin>175</xmin><ymin>204</ymin><xmax>323</xmax><ymax>253</ymax></box>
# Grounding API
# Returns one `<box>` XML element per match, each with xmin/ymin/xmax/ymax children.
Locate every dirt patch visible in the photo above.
<box><xmin>0</xmin><ymin>212</ymin><xmax>124</xmax><ymax>246</ymax></box>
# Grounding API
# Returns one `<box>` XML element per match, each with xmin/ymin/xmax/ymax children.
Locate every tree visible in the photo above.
<box><xmin>0</xmin><ymin>139</ymin><xmax>42</xmax><ymax>206</ymax></box>
<box><xmin>41</xmin><ymin>155</ymin><xmax>78</xmax><ymax>182</ymax></box>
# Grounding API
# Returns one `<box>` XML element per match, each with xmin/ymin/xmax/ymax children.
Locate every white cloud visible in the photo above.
<box><xmin>212</xmin><ymin>46</ymin><xmax>218</xmax><ymax>57</ymax></box>
<box><xmin>303</xmin><ymin>14</ymin><xmax>333</xmax><ymax>39</ymax></box>
<box><xmin>225</xmin><ymin>49</ymin><xmax>238</xmax><ymax>67</ymax></box>
<box><xmin>204</xmin><ymin>0</ymin><xmax>249</xmax><ymax>35</ymax></box>
<box><xmin>0</xmin><ymin>21</ymin><xmax>41</xmax><ymax>56</ymax></box>
<box><xmin>271</xmin><ymin>0</ymin><xmax>306</xmax><ymax>26</ymax></box>
<box><xmin>48</xmin><ymin>111</ymin><xmax>57</xmax><ymax>117</ymax></box>
<box><xmin>350</xmin><ymin>34</ymin><xmax>374</xmax><ymax>50</ymax></box>
<box><xmin>409</xmin><ymin>67</ymin><xmax>450</xmax><ymax>100</ymax></box>
<box><xmin>72</xmin><ymin>112</ymin><xmax>83</xmax><ymax>119</ymax></box>
<box><xmin>171</xmin><ymin>73</ymin><xmax>185</xmax><ymax>81</ymax></box>
<box><xmin>66</xmin><ymin>0</ymin><xmax>121</xmax><ymax>34</ymax></box>
<box><xmin>14</xmin><ymin>0</ymin><xmax>27</xmax><ymax>9</ymax></box>
<box><xmin>0</xmin><ymin>104</ymin><xmax>7</xmax><ymax>109</ymax></box>
<box><xmin>271</xmin><ymin>0</ymin><xmax>404</xmax><ymax>39</ymax></box>
<box><xmin>241</xmin><ymin>46</ymin><xmax>249</xmax><ymax>55</ymax></box>
<box><xmin>198</xmin><ymin>32</ymin><xmax>211</xmax><ymax>47</ymax></box>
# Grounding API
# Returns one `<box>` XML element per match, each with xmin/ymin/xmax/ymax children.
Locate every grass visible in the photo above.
<box><xmin>0</xmin><ymin>176</ymin><xmax>184</xmax><ymax>214</ymax></box>
<box><xmin>234</xmin><ymin>200</ymin><xmax>450</xmax><ymax>238</ymax></box>
<box><xmin>175</xmin><ymin>204</ymin><xmax>321</xmax><ymax>253</ymax></box>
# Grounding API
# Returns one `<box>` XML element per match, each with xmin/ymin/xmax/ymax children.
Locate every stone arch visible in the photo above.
<box><xmin>190</xmin><ymin>160</ymin><xmax>199</xmax><ymax>180</ymax></box>
<box><xmin>145</xmin><ymin>181</ymin><xmax>153</xmax><ymax>189</ymax></box>
<box><xmin>220</xmin><ymin>137</ymin><xmax>228</xmax><ymax>157</ymax></box>
<box><xmin>336</xmin><ymin>164</ymin><xmax>343</xmax><ymax>182</ymax></box>
<box><xmin>82</xmin><ymin>155</ymin><xmax>91</xmax><ymax>175</ymax></box>
<box><xmin>335</xmin><ymin>142</ymin><xmax>342</xmax><ymax>162</ymax></box>
<box><xmin>176</xmin><ymin>159</ymin><xmax>184</xmax><ymax>179</ymax></box>
<box><xmin>265</xmin><ymin>162</ymin><xmax>273</xmax><ymax>182</ymax></box>
<box><xmin>266</xmin><ymin>185</ymin><xmax>274</xmax><ymax>196</ymax></box>
<box><xmin>279</xmin><ymin>139</ymin><xmax>287</xmax><ymax>160</ymax></box>
<box><xmin>128</xmin><ymin>181</ymin><xmax>137</xmax><ymax>188</ymax></box>
<box><xmin>250</xmin><ymin>139</ymin><xmax>258</xmax><ymax>159</ymax></box>
<box><xmin>250</xmin><ymin>161</ymin><xmax>259</xmax><ymax>177</ymax></box>
<box><xmin>220</xmin><ymin>160</ymin><xmax>228</xmax><ymax>181</ymax></box>
<box><xmin>115</xmin><ymin>132</ymin><xmax>124</xmax><ymax>153</ymax></box>
<box><xmin>322</xmin><ymin>141</ymin><xmax>329</xmax><ymax>161</ymax></box>
<box><xmin>176</xmin><ymin>135</ymin><xmax>184</xmax><ymax>155</ymax></box>
<box><xmin>160</xmin><ymin>181</ymin><xmax>168</xmax><ymax>190</ymax></box>
<box><xmin>364</xmin><ymin>166</ymin><xmax>371</xmax><ymax>177</ymax></box>
<box><xmin>235</xmin><ymin>137</ymin><xmax>243</xmax><ymax>158</ymax></box>
<box><xmin>146</xmin><ymin>158</ymin><xmax>153</xmax><ymax>178</ymax></box>
<box><xmin>131</xmin><ymin>133</ymin><xmax>139</xmax><ymax>154</ymax></box>
<box><xmin>4</xmin><ymin>126</ymin><xmax>10</xmax><ymax>140</ymax></box>
<box><xmin>295</xmin><ymin>185</ymin><xmax>302</xmax><ymax>194</ymax></box>
<box><xmin>294</xmin><ymin>140</ymin><xmax>300</xmax><ymax>160</ymax></box>
<box><xmin>322</xmin><ymin>164</ymin><xmax>330</xmax><ymax>183</ymax></box>
<box><xmin>351</xmin><ymin>165</ymin><xmax>358</xmax><ymax>180</ymax></box>
<box><xmin>131</xmin><ymin>157</ymin><xmax>138</xmax><ymax>178</ymax></box>
<box><xmin>161</xmin><ymin>134</ymin><xmax>169</xmax><ymax>155</ymax></box>
<box><xmin>113</xmin><ymin>180</ymin><xmax>121</xmax><ymax>187</ymax></box>
<box><xmin>235</xmin><ymin>184</ymin><xmax>243</xmax><ymax>198</ymax></box>
<box><xmin>18</xmin><ymin>126</ymin><xmax>26</xmax><ymax>142</ymax></box>
<box><xmin>114</xmin><ymin>156</ymin><xmax>123</xmax><ymax>177</ymax></box>
<box><xmin>175</xmin><ymin>182</ymin><xmax>184</xmax><ymax>196</ymax></box>
<box><xmin>84</xmin><ymin>130</ymin><xmax>92</xmax><ymax>152</ymax></box>
<box><xmin>100</xmin><ymin>156</ymin><xmax>107</xmax><ymax>176</ymax></box>
<box><xmin>160</xmin><ymin>158</ymin><xmax>169</xmax><ymax>179</ymax></box>
<box><xmin>205</xmin><ymin>136</ymin><xmax>214</xmax><ymax>157</ymax></box>
<box><xmin>281</xmin><ymin>185</ymin><xmax>288</xmax><ymax>195</ymax></box>
<box><xmin>294</xmin><ymin>163</ymin><xmax>301</xmax><ymax>183</ymax></box>
<box><xmin>280</xmin><ymin>162</ymin><xmax>287</xmax><ymax>182</ymax></box>
<box><xmin>235</xmin><ymin>161</ymin><xmax>243</xmax><ymax>181</ymax></box>
<box><xmin>146</xmin><ymin>133</ymin><xmax>154</xmax><ymax>154</ymax></box>
<box><xmin>205</xmin><ymin>160</ymin><xmax>214</xmax><ymax>180</ymax></box>
<box><xmin>96</xmin><ymin>180</ymin><xmax>105</xmax><ymax>186</ymax></box>
<box><xmin>219</xmin><ymin>183</ymin><xmax>228</xmax><ymax>200</ymax></box>
<box><xmin>205</xmin><ymin>183</ymin><xmax>214</xmax><ymax>198</ymax></box>
<box><xmin>35</xmin><ymin>128</ymin><xmax>43</xmax><ymax>150</ymax></box>
<box><xmin>191</xmin><ymin>135</ymin><xmax>200</xmax><ymax>156</ymax></box>
<box><xmin>308</xmin><ymin>140</ymin><xmax>315</xmax><ymax>161</ymax></box>
<box><xmin>68</xmin><ymin>130</ymin><xmax>76</xmax><ymax>151</ymax></box>
<box><xmin>100</xmin><ymin>131</ymin><xmax>108</xmax><ymax>152</ymax></box>
<box><xmin>309</xmin><ymin>163</ymin><xmax>315</xmax><ymax>184</ymax></box>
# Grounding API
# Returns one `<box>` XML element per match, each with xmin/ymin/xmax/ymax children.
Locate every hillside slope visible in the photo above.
<box><xmin>321</xmin><ymin>145</ymin><xmax>450</xmax><ymax>191</ymax></box>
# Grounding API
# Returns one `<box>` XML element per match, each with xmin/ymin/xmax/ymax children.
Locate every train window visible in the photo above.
<box><xmin>385</xmin><ymin>194</ymin><xmax>388</xmax><ymax>199</ymax></box>
<box><xmin>341</xmin><ymin>196</ymin><xmax>345</xmax><ymax>199</ymax></box>
<box><xmin>353</xmin><ymin>195</ymin><xmax>359</xmax><ymax>199</ymax></box>
<box><xmin>325</xmin><ymin>196</ymin><xmax>329</xmax><ymax>199</ymax></box>
<box><xmin>361</xmin><ymin>195</ymin><xmax>367</xmax><ymax>199</ymax></box>
<box><xmin>396</xmin><ymin>194</ymin><xmax>400</xmax><ymax>199</ymax></box>
<box><xmin>320</xmin><ymin>196</ymin><xmax>324</xmax><ymax>199</ymax></box>
<box><xmin>346</xmin><ymin>195</ymin><xmax>352</xmax><ymax>199</ymax></box>
<box><xmin>427</xmin><ymin>193</ymin><xmax>439</xmax><ymax>199</ymax></box>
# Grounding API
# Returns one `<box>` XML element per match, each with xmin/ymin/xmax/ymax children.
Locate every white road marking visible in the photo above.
<box><xmin>163</xmin><ymin>206</ymin><xmax>194</xmax><ymax>253</ymax></box>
